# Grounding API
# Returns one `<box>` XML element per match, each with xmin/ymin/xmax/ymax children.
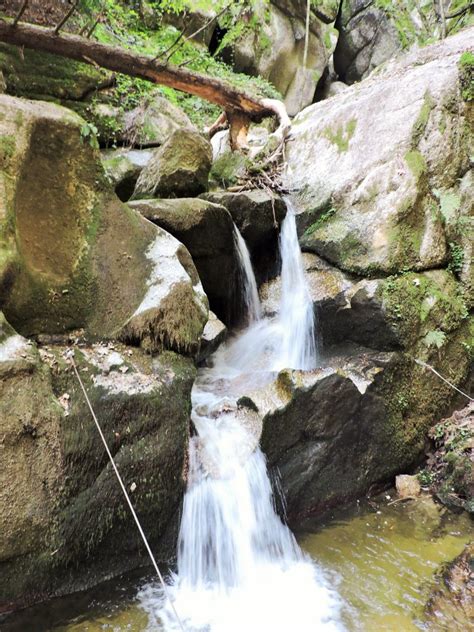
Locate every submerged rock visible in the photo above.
<box><xmin>0</xmin><ymin>94</ymin><xmax>207</xmax><ymax>356</ymax></box>
<box><xmin>0</xmin><ymin>334</ymin><xmax>194</xmax><ymax>610</ymax></box>
<box><xmin>424</xmin><ymin>542</ymin><xmax>474</xmax><ymax>630</ymax></box>
<box><xmin>133</xmin><ymin>129</ymin><xmax>212</xmax><ymax>199</ymax></box>
<box><xmin>287</xmin><ymin>28</ymin><xmax>473</xmax><ymax>277</ymax></box>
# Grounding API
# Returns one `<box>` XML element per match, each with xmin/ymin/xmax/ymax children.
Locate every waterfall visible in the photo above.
<box><xmin>233</xmin><ymin>224</ymin><xmax>261</xmax><ymax>324</ymax></box>
<box><xmin>139</xmin><ymin>204</ymin><xmax>342</xmax><ymax>631</ymax></box>
<box><xmin>278</xmin><ymin>201</ymin><xmax>317</xmax><ymax>370</ymax></box>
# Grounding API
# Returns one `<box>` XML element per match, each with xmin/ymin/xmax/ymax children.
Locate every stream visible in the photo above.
<box><xmin>2</xmin><ymin>498</ymin><xmax>471</xmax><ymax>631</ymax></box>
<box><xmin>2</xmin><ymin>208</ymin><xmax>472</xmax><ymax>631</ymax></box>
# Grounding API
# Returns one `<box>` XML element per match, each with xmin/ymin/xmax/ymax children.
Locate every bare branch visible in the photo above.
<box><xmin>446</xmin><ymin>2</ymin><xmax>474</xmax><ymax>18</ymax></box>
<box><xmin>12</xmin><ymin>0</ymin><xmax>29</xmax><ymax>27</ymax></box>
<box><xmin>54</xmin><ymin>0</ymin><xmax>79</xmax><ymax>35</ymax></box>
<box><xmin>168</xmin><ymin>3</ymin><xmax>231</xmax><ymax>61</ymax></box>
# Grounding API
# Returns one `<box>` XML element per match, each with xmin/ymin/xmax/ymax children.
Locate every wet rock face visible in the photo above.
<box><xmin>334</xmin><ymin>0</ymin><xmax>401</xmax><ymax>84</ymax></box>
<box><xmin>0</xmin><ymin>95</ymin><xmax>207</xmax><ymax>357</ymax></box>
<box><xmin>200</xmin><ymin>190</ymin><xmax>287</xmax><ymax>282</ymax></box>
<box><xmin>0</xmin><ymin>323</ymin><xmax>195</xmax><ymax>610</ymax></box>
<box><xmin>287</xmin><ymin>28</ymin><xmax>473</xmax><ymax>280</ymax></box>
<box><xmin>133</xmin><ymin>129</ymin><xmax>213</xmax><ymax>199</ymax></box>
<box><xmin>253</xmin><ymin>350</ymin><xmax>397</xmax><ymax>521</ymax></box>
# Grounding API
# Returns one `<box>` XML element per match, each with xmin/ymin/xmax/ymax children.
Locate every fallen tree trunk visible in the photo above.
<box><xmin>0</xmin><ymin>17</ymin><xmax>284</xmax><ymax>147</ymax></box>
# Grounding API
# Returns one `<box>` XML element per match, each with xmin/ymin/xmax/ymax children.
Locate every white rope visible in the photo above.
<box><xmin>414</xmin><ymin>358</ymin><xmax>473</xmax><ymax>402</ymax></box>
<box><xmin>69</xmin><ymin>352</ymin><xmax>186</xmax><ymax>632</ymax></box>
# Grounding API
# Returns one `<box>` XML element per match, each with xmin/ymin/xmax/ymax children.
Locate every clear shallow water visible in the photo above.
<box><xmin>3</xmin><ymin>497</ymin><xmax>471</xmax><ymax>631</ymax></box>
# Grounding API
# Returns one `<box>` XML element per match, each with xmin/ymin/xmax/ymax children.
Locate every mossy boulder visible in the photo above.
<box><xmin>129</xmin><ymin>198</ymin><xmax>238</xmax><ymax>324</ymax></box>
<box><xmin>133</xmin><ymin>129</ymin><xmax>212</xmax><ymax>199</ymax></box>
<box><xmin>222</xmin><ymin>2</ymin><xmax>328</xmax><ymax>115</ymax></box>
<box><xmin>0</xmin><ymin>337</ymin><xmax>195</xmax><ymax>609</ymax></box>
<box><xmin>0</xmin><ymin>94</ymin><xmax>207</xmax><ymax>356</ymax></box>
<box><xmin>288</xmin><ymin>28</ymin><xmax>473</xmax><ymax>277</ymax></box>
<box><xmin>0</xmin><ymin>43</ymin><xmax>107</xmax><ymax>101</ymax></box>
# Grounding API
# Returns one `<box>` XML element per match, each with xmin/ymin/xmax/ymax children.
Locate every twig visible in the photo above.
<box><xmin>152</xmin><ymin>12</ymin><xmax>188</xmax><ymax>62</ymax></box>
<box><xmin>12</xmin><ymin>0</ymin><xmax>29</xmax><ymax>26</ymax></box>
<box><xmin>167</xmin><ymin>3</ymin><xmax>231</xmax><ymax>62</ymax></box>
<box><xmin>86</xmin><ymin>15</ymin><xmax>102</xmax><ymax>39</ymax></box>
<box><xmin>446</xmin><ymin>2</ymin><xmax>473</xmax><ymax>19</ymax></box>
<box><xmin>54</xmin><ymin>0</ymin><xmax>80</xmax><ymax>35</ymax></box>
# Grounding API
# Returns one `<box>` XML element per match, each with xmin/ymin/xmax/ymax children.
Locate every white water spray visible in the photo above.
<box><xmin>139</xmin><ymin>206</ymin><xmax>343</xmax><ymax>631</ymax></box>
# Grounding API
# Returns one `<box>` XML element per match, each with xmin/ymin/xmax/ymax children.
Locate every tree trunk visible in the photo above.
<box><xmin>0</xmin><ymin>17</ymin><xmax>283</xmax><ymax>147</ymax></box>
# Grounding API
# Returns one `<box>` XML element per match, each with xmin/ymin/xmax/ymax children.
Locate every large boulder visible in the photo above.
<box><xmin>0</xmin><ymin>94</ymin><xmax>207</xmax><ymax>356</ymax></box>
<box><xmin>287</xmin><ymin>29</ymin><xmax>473</xmax><ymax>282</ymax></box>
<box><xmin>129</xmin><ymin>198</ymin><xmax>238</xmax><ymax>323</ymax></box>
<box><xmin>223</xmin><ymin>3</ymin><xmax>330</xmax><ymax>115</ymax></box>
<box><xmin>334</xmin><ymin>0</ymin><xmax>401</xmax><ymax>84</ymax></box>
<box><xmin>335</xmin><ymin>1</ymin><xmax>474</xmax><ymax>84</ymax></box>
<box><xmin>0</xmin><ymin>319</ymin><xmax>194</xmax><ymax>609</ymax></box>
<box><xmin>133</xmin><ymin>129</ymin><xmax>212</xmax><ymax>199</ymax></box>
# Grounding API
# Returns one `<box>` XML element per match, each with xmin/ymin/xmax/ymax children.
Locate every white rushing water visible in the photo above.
<box><xmin>233</xmin><ymin>224</ymin><xmax>261</xmax><ymax>324</ymax></box>
<box><xmin>139</xmin><ymin>204</ymin><xmax>343</xmax><ymax>631</ymax></box>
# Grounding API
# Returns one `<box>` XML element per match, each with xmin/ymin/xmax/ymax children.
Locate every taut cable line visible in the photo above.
<box><xmin>68</xmin><ymin>350</ymin><xmax>186</xmax><ymax>632</ymax></box>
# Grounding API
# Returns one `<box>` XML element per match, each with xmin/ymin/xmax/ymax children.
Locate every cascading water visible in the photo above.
<box><xmin>233</xmin><ymin>224</ymin><xmax>261</xmax><ymax>324</ymax></box>
<box><xmin>139</xmin><ymin>206</ymin><xmax>343</xmax><ymax>631</ymax></box>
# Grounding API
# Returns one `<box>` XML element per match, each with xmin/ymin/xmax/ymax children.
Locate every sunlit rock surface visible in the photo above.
<box><xmin>287</xmin><ymin>28</ymin><xmax>473</xmax><ymax>280</ymax></box>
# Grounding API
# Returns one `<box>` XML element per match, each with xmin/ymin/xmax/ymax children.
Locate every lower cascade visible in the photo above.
<box><xmin>139</xmin><ymin>206</ymin><xmax>343</xmax><ymax>631</ymax></box>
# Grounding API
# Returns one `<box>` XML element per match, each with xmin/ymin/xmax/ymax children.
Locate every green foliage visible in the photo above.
<box><xmin>447</xmin><ymin>242</ymin><xmax>464</xmax><ymax>275</ymax></box>
<box><xmin>423</xmin><ymin>330</ymin><xmax>446</xmax><ymax>349</ymax></box>
<box><xmin>459</xmin><ymin>51</ymin><xmax>474</xmax><ymax>101</ymax></box>
<box><xmin>417</xmin><ymin>469</ymin><xmax>434</xmax><ymax>486</ymax></box>
<box><xmin>73</xmin><ymin>1</ymin><xmax>280</xmax><ymax>130</ymax></box>
<box><xmin>304</xmin><ymin>206</ymin><xmax>337</xmax><ymax>235</ymax></box>
<box><xmin>80</xmin><ymin>122</ymin><xmax>99</xmax><ymax>149</ymax></box>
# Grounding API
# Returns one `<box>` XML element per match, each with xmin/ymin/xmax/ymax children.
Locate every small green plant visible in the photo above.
<box><xmin>447</xmin><ymin>242</ymin><xmax>464</xmax><ymax>275</ymax></box>
<box><xmin>304</xmin><ymin>206</ymin><xmax>337</xmax><ymax>235</ymax></box>
<box><xmin>459</xmin><ymin>51</ymin><xmax>474</xmax><ymax>102</ymax></box>
<box><xmin>417</xmin><ymin>469</ymin><xmax>434</xmax><ymax>486</ymax></box>
<box><xmin>423</xmin><ymin>329</ymin><xmax>446</xmax><ymax>349</ymax></box>
<box><xmin>80</xmin><ymin>122</ymin><xmax>99</xmax><ymax>149</ymax></box>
